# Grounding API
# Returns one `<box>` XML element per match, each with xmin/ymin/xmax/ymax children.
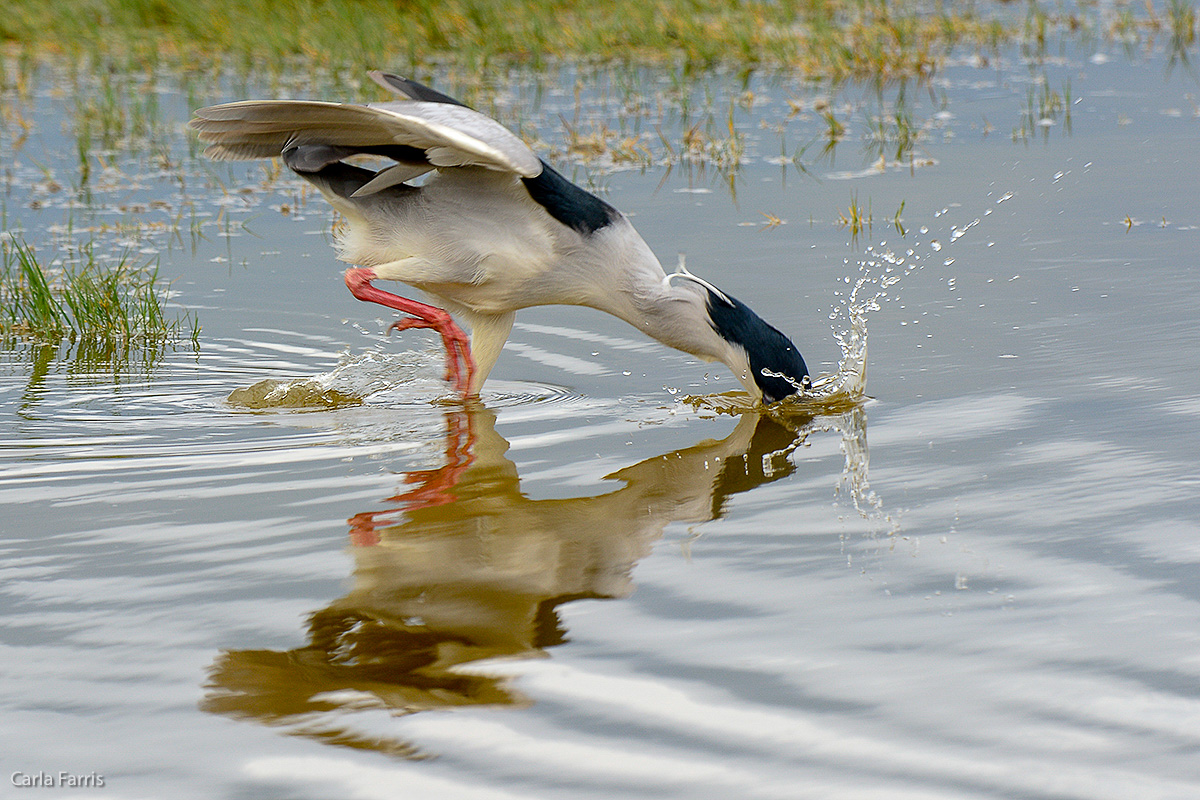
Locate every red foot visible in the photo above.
<box><xmin>344</xmin><ymin>267</ymin><xmax>477</xmax><ymax>397</ymax></box>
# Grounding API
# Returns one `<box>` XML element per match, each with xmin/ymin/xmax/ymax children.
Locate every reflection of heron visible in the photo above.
<box><xmin>202</xmin><ymin>408</ymin><xmax>812</xmax><ymax>753</ymax></box>
<box><xmin>190</xmin><ymin>73</ymin><xmax>809</xmax><ymax>401</ymax></box>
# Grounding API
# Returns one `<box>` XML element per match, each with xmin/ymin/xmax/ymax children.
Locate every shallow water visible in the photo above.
<box><xmin>3</xmin><ymin>39</ymin><xmax>1200</xmax><ymax>799</ymax></box>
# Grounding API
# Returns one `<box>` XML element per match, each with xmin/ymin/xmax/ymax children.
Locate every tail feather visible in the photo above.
<box><xmin>281</xmin><ymin>157</ymin><xmax>380</xmax><ymax>200</ymax></box>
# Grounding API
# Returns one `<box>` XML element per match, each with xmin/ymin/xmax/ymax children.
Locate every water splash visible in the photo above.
<box><xmin>226</xmin><ymin>348</ymin><xmax>585</xmax><ymax>410</ymax></box>
<box><xmin>803</xmin><ymin>241</ymin><xmax>923</xmax><ymax>402</ymax></box>
<box><xmin>683</xmin><ymin>237</ymin><xmax>923</xmax><ymax>416</ymax></box>
<box><xmin>831</xmin><ymin>403</ymin><xmax>901</xmax><ymax>539</ymax></box>
<box><xmin>227</xmin><ymin>349</ymin><xmax>428</xmax><ymax>410</ymax></box>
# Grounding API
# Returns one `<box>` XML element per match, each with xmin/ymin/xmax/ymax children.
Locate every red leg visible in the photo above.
<box><xmin>344</xmin><ymin>267</ymin><xmax>476</xmax><ymax>397</ymax></box>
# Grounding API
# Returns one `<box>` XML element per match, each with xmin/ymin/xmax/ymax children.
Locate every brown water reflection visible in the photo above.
<box><xmin>202</xmin><ymin>407</ymin><xmax>815</xmax><ymax>754</ymax></box>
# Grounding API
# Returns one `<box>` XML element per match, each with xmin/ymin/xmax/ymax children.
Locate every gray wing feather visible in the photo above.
<box><xmin>190</xmin><ymin>99</ymin><xmax>541</xmax><ymax>177</ymax></box>
<box><xmin>200</xmin><ymin>141</ymin><xmax>292</xmax><ymax>160</ymax></box>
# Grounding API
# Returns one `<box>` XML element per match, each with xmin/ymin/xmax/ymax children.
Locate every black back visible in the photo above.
<box><xmin>375</xmin><ymin>76</ymin><xmax>618</xmax><ymax>236</ymax></box>
<box><xmin>522</xmin><ymin>161</ymin><xmax>619</xmax><ymax>236</ymax></box>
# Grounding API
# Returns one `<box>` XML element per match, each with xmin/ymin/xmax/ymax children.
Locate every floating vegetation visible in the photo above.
<box><xmin>227</xmin><ymin>378</ymin><xmax>363</xmax><ymax>411</ymax></box>
<box><xmin>861</xmin><ymin>81</ymin><xmax>917</xmax><ymax>163</ymax></box>
<box><xmin>226</xmin><ymin>350</ymin><xmax>437</xmax><ymax>410</ymax></box>
<box><xmin>1166</xmin><ymin>0</ymin><xmax>1198</xmax><ymax>69</ymax></box>
<box><xmin>0</xmin><ymin>236</ymin><xmax>198</xmax><ymax>352</ymax></box>
<box><xmin>819</xmin><ymin>106</ymin><xmax>848</xmax><ymax>159</ymax></box>
<box><xmin>679</xmin><ymin>102</ymin><xmax>745</xmax><ymax>172</ymax></box>
<box><xmin>71</xmin><ymin>68</ymin><xmax>169</xmax><ymax>158</ymax></box>
<box><xmin>1013</xmin><ymin>72</ymin><xmax>1072</xmax><ymax>143</ymax></box>
<box><xmin>838</xmin><ymin>192</ymin><xmax>873</xmax><ymax>243</ymax></box>
<box><xmin>891</xmin><ymin>200</ymin><xmax>907</xmax><ymax>237</ymax></box>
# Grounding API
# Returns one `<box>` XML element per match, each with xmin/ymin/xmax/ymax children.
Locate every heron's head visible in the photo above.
<box><xmin>704</xmin><ymin>287</ymin><xmax>809</xmax><ymax>403</ymax></box>
<box><xmin>662</xmin><ymin>269</ymin><xmax>809</xmax><ymax>404</ymax></box>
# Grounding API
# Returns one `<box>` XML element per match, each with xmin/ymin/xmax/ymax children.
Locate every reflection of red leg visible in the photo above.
<box><xmin>344</xmin><ymin>267</ymin><xmax>476</xmax><ymax>397</ymax></box>
<box><xmin>347</xmin><ymin>410</ymin><xmax>478</xmax><ymax>546</ymax></box>
<box><xmin>393</xmin><ymin>411</ymin><xmax>474</xmax><ymax>508</ymax></box>
<box><xmin>348</xmin><ymin>524</ymin><xmax>382</xmax><ymax>547</ymax></box>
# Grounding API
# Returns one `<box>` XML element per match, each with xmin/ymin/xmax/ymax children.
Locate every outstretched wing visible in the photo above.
<box><xmin>189</xmin><ymin>97</ymin><xmax>541</xmax><ymax>178</ymax></box>
<box><xmin>190</xmin><ymin>75</ymin><xmax>617</xmax><ymax>232</ymax></box>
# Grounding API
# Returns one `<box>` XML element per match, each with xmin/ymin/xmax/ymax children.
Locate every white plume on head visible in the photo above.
<box><xmin>663</xmin><ymin>253</ymin><xmax>732</xmax><ymax>305</ymax></box>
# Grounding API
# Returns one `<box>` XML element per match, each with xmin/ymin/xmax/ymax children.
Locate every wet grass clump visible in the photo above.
<box><xmin>227</xmin><ymin>378</ymin><xmax>364</xmax><ymax>411</ymax></box>
<box><xmin>0</xmin><ymin>236</ymin><xmax>198</xmax><ymax>348</ymax></box>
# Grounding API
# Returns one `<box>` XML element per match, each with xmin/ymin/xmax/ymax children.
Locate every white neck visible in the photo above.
<box><xmin>575</xmin><ymin>225</ymin><xmax>759</xmax><ymax>399</ymax></box>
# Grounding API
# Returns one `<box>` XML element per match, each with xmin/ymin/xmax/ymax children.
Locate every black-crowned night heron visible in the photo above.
<box><xmin>190</xmin><ymin>72</ymin><xmax>809</xmax><ymax>403</ymax></box>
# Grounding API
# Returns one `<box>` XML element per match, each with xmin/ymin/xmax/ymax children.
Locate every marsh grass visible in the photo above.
<box><xmin>1166</xmin><ymin>0</ymin><xmax>1198</xmax><ymax>68</ymax></box>
<box><xmin>32</xmin><ymin>1</ymin><xmax>1182</xmax><ymax>82</ymax></box>
<box><xmin>0</xmin><ymin>236</ymin><xmax>198</xmax><ymax>351</ymax></box>
<box><xmin>73</xmin><ymin>71</ymin><xmax>166</xmax><ymax>151</ymax></box>
<box><xmin>838</xmin><ymin>193</ymin><xmax>872</xmax><ymax>244</ymax></box>
<box><xmin>1013</xmin><ymin>72</ymin><xmax>1072</xmax><ymax>142</ymax></box>
<box><xmin>0</xmin><ymin>0</ymin><xmax>1066</xmax><ymax>82</ymax></box>
<box><xmin>7</xmin><ymin>0</ymin><xmax>1191</xmax><ymax>195</ymax></box>
<box><xmin>863</xmin><ymin>83</ymin><xmax>924</xmax><ymax>166</ymax></box>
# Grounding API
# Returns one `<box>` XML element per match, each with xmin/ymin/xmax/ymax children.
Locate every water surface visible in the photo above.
<box><xmin>2</xmin><ymin>41</ymin><xmax>1200</xmax><ymax>799</ymax></box>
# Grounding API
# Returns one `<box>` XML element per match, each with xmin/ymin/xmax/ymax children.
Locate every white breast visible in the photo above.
<box><xmin>332</xmin><ymin>168</ymin><xmax>565</xmax><ymax>313</ymax></box>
